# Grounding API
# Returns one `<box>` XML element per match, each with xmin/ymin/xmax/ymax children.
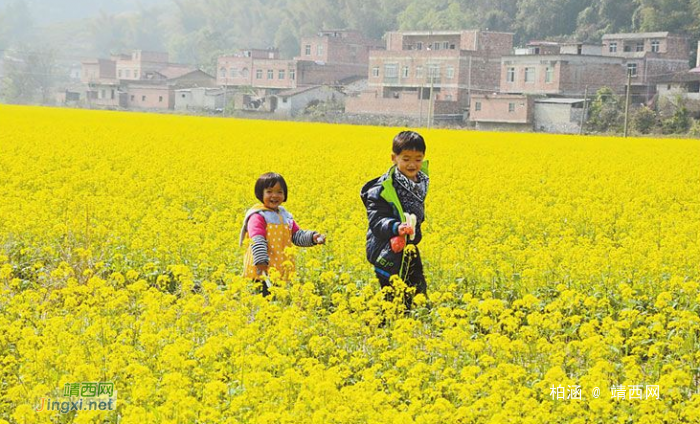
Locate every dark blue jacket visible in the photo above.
<box><xmin>360</xmin><ymin>165</ymin><xmax>427</xmax><ymax>276</ymax></box>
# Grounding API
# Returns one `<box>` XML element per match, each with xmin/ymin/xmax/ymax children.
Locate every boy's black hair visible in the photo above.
<box><xmin>392</xmin><ymin>130</ymin><xmax>426</xmax><ymax>154</ymax></box>
<box><xmin>255</xmin><ymin>172</ymin><xmax>288</xmax><ymax>203</ymax></box>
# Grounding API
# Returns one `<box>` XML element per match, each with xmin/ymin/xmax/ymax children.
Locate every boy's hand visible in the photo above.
<box><xmin>313</xmin><ymin>233</ymin><xmax>326</xmax><ymax>245</ymax></box>
<box><xmin>390</xmin><ymin>236</ymin><xmax>406</xmax><ymax>253</ymax></box>
<box><xmin>398</xmin><ymin>223</ymin><xmax>414</xmax><ymax>236</ymax></box>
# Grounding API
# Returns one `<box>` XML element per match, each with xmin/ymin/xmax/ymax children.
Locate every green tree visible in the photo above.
<box><xmin>632</xmin><ymin>106</ymin><xmax>658</xmax><ymax>134</ymax></box>
<box><xmin>587</xmin><ymin>87</ymin><xmax>624</xmax><ymax>133</ymax></box>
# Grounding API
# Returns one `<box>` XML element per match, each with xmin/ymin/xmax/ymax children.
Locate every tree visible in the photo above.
<box><xmin>662</xmin><ymin>106</ymin><xmax>691</xmax><ymax>134</ymax></box>
<box><xmin>586</xmin><ymin>87</ymin><xmax>624</xmax><ymax>133</ymax></box>
<box><xmin>632</xmin><ymin>106</ymin><xmax>658</xmax><ymax>134</ymax></box>
<box><xmin>1</xmin><ymin>48</ymin><xmax>57</xmax><ymax>104</ymax></box>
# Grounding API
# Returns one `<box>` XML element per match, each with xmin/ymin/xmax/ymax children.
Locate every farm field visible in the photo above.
<box><xmin>1</xmin><ymin>105</ymin><xmax>699</xmax><ymax>423</ymax></box>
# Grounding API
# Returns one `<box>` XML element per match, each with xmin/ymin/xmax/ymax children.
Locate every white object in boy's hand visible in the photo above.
<box><xmin>404</xmin><ymin>213</ymin><xmax>417</xmax><ymax>241</ymax></box>
<box><xmin>316</xmin><ymin>234</ymin><xmax>326</xmax><ymax>244</ymax></box>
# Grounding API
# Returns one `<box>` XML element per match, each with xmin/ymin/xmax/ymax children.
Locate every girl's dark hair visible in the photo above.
<box><xmin>392</xmin><ymin>130</ymin><xmax>426</xmax><ymax>154</ymax></box>
<box><xmin>255</xmin><ymin>172</ymin><xmax>287</xmax><ymax>203</ymax></box>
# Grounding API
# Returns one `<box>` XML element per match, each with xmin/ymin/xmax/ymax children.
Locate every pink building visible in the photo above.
<box><xmin>115</xmin><ymin>50</ymin><xmax>169</xmax><ymax>81</ymax></box>
<box><xmin>346</xmin><ymin>30</ymin><xmax>513</xmax><ymax>121</ymax></box>
<box><xmin>470</xmin><ymin>93</ymin><xmax>534</xmax><ymax>131</ymax></box>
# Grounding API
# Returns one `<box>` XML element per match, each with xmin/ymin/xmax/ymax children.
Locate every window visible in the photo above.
<box><xmin>524</xmin><ymin>67</ymin><xmax>535</xmax><ymax>83</ymax></box>
<box><xmin>134</xmin><ymin>70</ymin><xmax>139</xmax><ymax>79</ymax></box>
<box><xmin>220</xmin><ymin>67</ymin><xmax>226</xmax><ymax>78</ymax></box>
<box><xmin>130</xmin><ymin>95</ymin><xmax>134</xmax><ymax>101</ymax></box>
<box><xmin>279</xmin><ymin>70</ymin><xmax>285</xmax><ymax>79</ymax></box>
<box><xmin>100</xmin><ymin>89</ymin><xmax>105</xmax><ymax>99</ymax></box>
<box><xmin>159</xmin><ymin>96</ymin><xmax>163</xmax><ymax>102</ymax></box>
<box><xmin>416</xmin><ymin>42</ymin><xmax>423</xmax><ymax>50</ymax></box>
<box><xmin>317</xmin><ymin>45</ymin><xmax>324</xmax><ymax>56</ymax></box>
<box><xmin>442</xmin><ymin>41</ymin><xmax>449</xmax><ymax>50</ymax></box>
<box><xmin>624</xmin><ymin>45</ymin><xmax>632</xmax><ymax>52</ymax></box>
<box><xmin>230</xmin><ymin>67</ymin><xmax>237</xmax><ymax>77</ymax></box>
<box><xmin>449</xmin><ymin>44</ymin><xmax>456</xmax><ymax>50</ymax></box>
<box><xmin>384</xmin><ymin>64</ymin><xmax>398</xmax><ymax>80</ymax></box>
<box><xmin>416</xmin><ymin>66</ymin><xmax>423</xmax><ymax>78</ymax></box>
<box><xmin>256</xmin><ymin>69</ymin><xmax>263</xmax><ymax>79</ymax></box>
<box><xmin>427</xmin><ymin>64</ymin><xmax>440</xmax><ymax>81</ymax></box>
<box><xmin>446</xmin><ymin>66</ymin><xmax>454</xmax><ymax>79</ymax></box>
<box><xmin>241</xmin><ymin>68</ymin><xmax>249</xmax><ymax>78</ymax></box>
<box><xmin>402</xmin><ymin>66</ymin><xmax>409</xmax><ymax>78</ymax></box>
<box><xmin>627</xmin><ymin>63</ymin><xmax>638</xmax><ymax>77</ymax></box>
<box><xmin>651</xmin><ymin>40</ymin><xmax>660</xmax><ymax>52</ymax></box>
<box><xmin>305</xmin><ymin>45</ymin><xmax>311</xmax><ymax>55</ymax></box>
<box><xmin>372</xmin><ymin>67</ymin><xmax>379</xmax><ymax>77</ymax></box>
<box><xmin>545</xmin><ymin>67</ymin><xmax>553</xmax><ymax>83</ymax></box>
<box><xmin>445</xmin><ymin>94</ymin><xmax>452</xmax><ymax>101</ymax></box>
<box><xmin>636</xmin><ymin>42</ymin><xmax>644</xmax><ymax>52</ymax></box>
<box><xmin>111</xmin><ymin>89</ymin><xmax>115</xmax><ymax>99</ymax></box>
<box><xmin>507</xmin><ymin>67</ymin><xmax>515</xmax><ymax>83</ymax></box>
<box><xmin>141</xmin><ymin>95</ymin><xmax>146</xmax><ymax>101</ymax></box>
<box><xmin>609</xmin><ymin>42</ymin><xmax>617</xmax><ymax>53</ymax></box>
<box><xmin>290</xmin><ymin>69</ymin><xmax>295</xmax><ymax>80</ymax></box>
<box><xmin>182</xmin><ymin>94</ymin><xmax>186</xmax><ymax>98</ymax></box>
<box><xmin>475</xmin><ymin>101</ymin><xmax>481</xmax><ymax>111</ymax></box>
<box><xmin>267</xmin><ymin>69</ymin><xmax>274</xmax><ymax>79</ymax></box>
<box><xmin>508</xmin><ymin>102</ymin><xmax>515</xmax><ymax>112</ymax></box>
<box><xmin>118</xmin><ymin>70</ymin><xmax>122</xmax><ymax>78</ymax></box>
<box><xmin>433</xmin><ymin>42</ymin><xmax>440</xmax><ymax>51</ymax></box>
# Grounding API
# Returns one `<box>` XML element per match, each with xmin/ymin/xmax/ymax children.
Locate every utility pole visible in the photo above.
<box><xmin>222</xmin><ymin>78</ymin><xmax>227</xmax><ymax>117</ymax></box>
<box><xmin>623</xmin><ymin>70</ymin><xmax>632</xmax><ymax>137</ymax></box>
<box><xmin>427</xmin><ymin>68</ymin><xmax>435</xmax><ymax>129</ymax></box>
<box><xmin>579</xmin><ymin>85</ymin><xmax>588</xmax><ymax>135</ymax></box>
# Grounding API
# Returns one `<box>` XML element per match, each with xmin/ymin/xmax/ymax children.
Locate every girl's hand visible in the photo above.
<box><xmin>313</xmin><ymin>233</ymin><xmax>326</xmax><ymax>245</ymax></box>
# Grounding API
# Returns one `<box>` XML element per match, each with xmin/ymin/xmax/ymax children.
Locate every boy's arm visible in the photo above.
<box><xmin>365</xmin><ymin>195</ymin><xmax>400</xmax><ymax>239</ymax></box>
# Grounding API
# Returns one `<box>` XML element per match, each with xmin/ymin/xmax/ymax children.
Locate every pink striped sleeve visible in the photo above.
<box><xmin>247</xmin><ymin>213</ymin><xmax>267</xmax><ymax>238</ymax></box>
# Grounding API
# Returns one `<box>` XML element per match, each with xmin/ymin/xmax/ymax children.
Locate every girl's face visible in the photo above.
<box><xmin>262</xmin><ymin>182</ymin><xmax>285</xmax><ymax>210</ymax></box>
<box><xmin>392</xmin><ymin>149</ymin><xmax>425</xmax><ymax>182</ymax></box>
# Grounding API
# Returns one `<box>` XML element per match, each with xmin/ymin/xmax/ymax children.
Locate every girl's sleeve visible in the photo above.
<box><xmin>247</xmin><ymin>214</ymin><xmax>267</xmax><ymax>238</ymax></box>
<box><xmin>290</xmin><ymin>219</ymin><xmax>317</xmax><ymax>247</ymax></box>
<box><xmin>248</xmin><ymin>214</ymin><xmax>269</xmax><ymax>265</ymax></box>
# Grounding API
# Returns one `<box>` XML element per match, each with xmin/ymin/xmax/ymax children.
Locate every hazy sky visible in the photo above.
<box><xmin>0</xmin><ymin>0</ymin><xmax>167</xmax><ymax>24</ymax></box>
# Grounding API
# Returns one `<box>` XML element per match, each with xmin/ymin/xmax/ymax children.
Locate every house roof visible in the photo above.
<box><xmin>275</xmin><ymin>85</ymin><xmax>324</xmax><ymax>98</ymax></box>
<box><xmin>652</xmin><ymin>69</ymin><xmax>700</xmax><ymax>83</ymax></box>
<box><xmin>535</xmin><ymin>98</ymin><xmax>585</xmax><ymax>104</ymax></box>
<box><xmin>602</xmin><ymin>32</ymin><xmax>670</xmax><ymax>40</ymax></box>
<box><xmin>156</xmin><ymin>66</ymin><xmax>200</xmax><ymax>79</ymax></box>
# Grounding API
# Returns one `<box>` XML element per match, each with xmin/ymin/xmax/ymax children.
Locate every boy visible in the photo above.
<box><xmin>360</xmin><ymin>130</ymin><xmax>429</xmax><ymax>308</ymax></box>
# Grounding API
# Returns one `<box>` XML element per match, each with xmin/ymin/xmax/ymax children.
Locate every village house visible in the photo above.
<box><xmin>500</xmin><ymin>42</ymin><xmax>628</xmax><ymax>97</ymax></box>
<box><xmin>174</xmin><ymin>87</ymin><xmax>226</xmax><ymax>111</ymax></box>
<box><xmin>345</xmin><ymin>30</ymin><xmax>514</xmax><ymax>122</ymax></box>
<box><xmin>602</xmin><ymin>32</ymin><xmax>690</xmax><ymax>87</ymax></box>
<box><xmin>78</xmin><ymin>50</ymin><xmax>214</xmax><ymax>110</ymax></box>
<box><xmin>272</xmin><ymin>85</ymin><xmax>344</xmax><ymax>117</ymax></box>
<box><xmin>217</xmin><ymin>30</ymin><xmax>382</xmax><ymax>91</ymax></box>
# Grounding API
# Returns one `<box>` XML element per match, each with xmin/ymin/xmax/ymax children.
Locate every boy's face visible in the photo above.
<box><xmin>262</xmin><ymin>182</ymin><xmax>285</xmax><ymax>210</ymax></box>
<box><xmin>392</xmin><ymin>149</ymin><xmax>425</xmax><ymax>182</ymax></box>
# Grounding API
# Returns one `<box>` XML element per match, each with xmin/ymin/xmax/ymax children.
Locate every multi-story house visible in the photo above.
<box><xmin>500</xmin><ymin>41</ymin><xmax>627</xmax><ymax>97</ymax></box>
<box><xmin>602</xmin><ymin>32</ymin><xmax>690</xmax><ymax>85</ymax></box>
<box><xmin>216</xmin><ymin>30</ymin><xmax>382</xmax><ymax>91</ymax></box>
<box><xmin>345</xmin><ymin>30</ymin><xmax>514</xmax><ymax>121</ymax></box>
<box><xmin>79</xmin><ymin>50</ymin><xmax>214</xmax><ymax>110</ymax></box>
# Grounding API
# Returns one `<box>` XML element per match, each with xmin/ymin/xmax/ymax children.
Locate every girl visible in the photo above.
<box><xmin>239</xmin><ymin>172</ymin><xmax>325</xmax><ymax>294</ymax></box>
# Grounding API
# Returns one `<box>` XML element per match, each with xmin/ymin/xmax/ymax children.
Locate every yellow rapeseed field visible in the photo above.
<box><xmin>1</xmin><ymin>105</ymin><xmax>699</xmax><ymax>423</ymax></box>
